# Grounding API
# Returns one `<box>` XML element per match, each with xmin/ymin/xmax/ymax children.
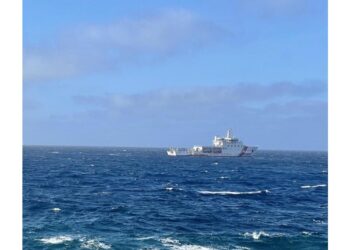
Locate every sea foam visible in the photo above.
<box><xmin>301</xmin><ymin>184</ymin><xmax>327</xmax><ymax>189</ymax></box>
<box><xmin>233</xmin><ymin>246</ymin><xmax>251</xmax><ymax>250</ymax></box>
<box><xmin>219</xmin><ymin>176</ymin><xmax>229</xmax><ymax>179</ymax></box>
<box><xmin>302</xmin><ymin>231</ymin><xmax>312</xmax><ymax>236</ymax></box>
<box><xmin>80</xmin><ymin>239</ymin><xmax>111</xmax><ymax>249</ymax></box>
<box><xmin>243</xmin><ymin>231</ymin><xmax>270</xmax><ymax>240</ymax></box>
<box><xmin>160</xmin><ymin>237</ymin><xmax>216</xmax><ymax>250</ymax></box>
<box><xmin>198</xmin><ymin>190</ymin><xmax>269</xmax><ymax>196</ymax></box>
<box><xmin>136</xmin><ymin>236</ymin><xmax>156</xmax><ymax>241</ymax></box>
<box><xmin>39</xmin><ymin>236</ymin><xmax>73</xmax><ymax>244</ymax></box>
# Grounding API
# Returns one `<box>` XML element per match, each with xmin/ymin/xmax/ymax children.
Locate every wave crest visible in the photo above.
<box><xmin>301</xmin><ymin>184</ymin><xmax>326</xmax><ymax>189</ymax></box>
<box><xmin>198</xmin><ymin>190</ymin><xmax>269</xmax><ymax>196</ymax></box>
<box><xmin>160</xmin><ymin>237</ymin><xmax>216</xmax><ymax>250</ymax></box>
<box><xmin>243</xmin><ymin>231</ymin><xmax>270</xmax><ymax>240</ymax></box>
<box><xmin>39</xmin><ymin>236</ymin><xmax>73</xmax><ymax>244</ymax></box>
<box><xmin>80</xmin><ymin>239</ymin><xmax>111</xmax><ymax>249</ymax></box>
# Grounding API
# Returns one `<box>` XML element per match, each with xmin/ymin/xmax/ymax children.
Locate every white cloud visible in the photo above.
<box><xmin>79</xmin><ymin>9</ymin><xmax>214</xmax><ymax>52</ymax></box>
<box><xmin>23</xmin><ymin>9</ymin><xmax>226</xmax><ymax>82</ymax></box>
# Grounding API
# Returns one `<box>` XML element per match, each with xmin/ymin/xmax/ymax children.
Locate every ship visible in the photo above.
<box><xmin>167</xmin><ymin>129</ymin><xmax>258</xmax><ymax>157</ymax></box>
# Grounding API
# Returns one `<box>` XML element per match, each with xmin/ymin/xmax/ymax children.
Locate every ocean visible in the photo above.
<box><xmin>23</xmin><ymin>146</ymin><xmax>328</xmax><ymax>250</ymax></box>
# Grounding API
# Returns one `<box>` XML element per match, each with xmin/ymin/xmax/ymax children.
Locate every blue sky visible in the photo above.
<box><xmin>23</xmin><ymin>0</ymin><xmax>327</xmax><ymax>150</ymax></box>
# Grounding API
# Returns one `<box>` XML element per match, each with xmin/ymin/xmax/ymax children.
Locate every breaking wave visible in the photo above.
<box><xmin>136</xmin><ymin>236</ymin><xmax>157</xmax><ymax>241</ymax></box>
<box><xmin>242</xmin><ymin>231</ymin><xmax>285</xmax><ymax>241</ymax></box>
<box><xmin>51</xmin><ymin>207</ymin><xmax>61</xmax><ymax>212</ymax></box>
<box><xmin>80</xmin><ymin>239</ymin><xmax>111</xmax><ymax>249</ymax></box>
<box><xmin>232</xmin><ymin>246</ymin><xmax>251</xmax><ymax>250</ymax></box>
<box><xmin>313</xmin><ymin>219</ymin><xmax>327</xmax><ymax>225</ymax></box>
<box><xmin>160</xmin><ymin>237</ymin><xmax>216</xmax><ymax>250</ymax></box>
<box><xmin>39</xmin><ymin>235</ymin><xmax>73</xmax><ymax>244</ymax></box>
<box><xmin>198</xmin><ymin>190</ymin><xmax>269</xmax><ymax>196</ymax></box>
<box><xmin>302</xmin><ymin>231</ymin><xmax>312</xmax><ymax>236</ymax></box>
<box><xmin>39</xmin><ymin>235</ymin><xmax>111</xmax><ymax>249</ymax></box>
<box><xmin>243</xmin><ymin>231</ymin><xmax>270</xmax><ymax>240</ymax></box>
<box><xmin>301</xmin><ymin>184</ymin><xmax>327</xmax><ymax>189</ymax></box>
<box><xmin>219</xmin><ymin>176</ymin><xmax>229</xmax><ymax>179</ymax></box>
<box><xmin>164</xmin><ymin>183</ymin><xmax>183</xmax><ymax>192</ymax></box>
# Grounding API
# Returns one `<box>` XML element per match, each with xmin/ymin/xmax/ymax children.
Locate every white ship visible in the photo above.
<box><xmin>167</xmin><ymin>129</ymin><xmax>258</xmax><ymax>157</ymax></box>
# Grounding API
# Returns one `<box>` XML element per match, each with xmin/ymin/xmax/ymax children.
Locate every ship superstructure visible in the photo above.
<box><xmin>167</xmin><ymin>129</ymin><xmax>257</xmax><ymax>157</ymax></box>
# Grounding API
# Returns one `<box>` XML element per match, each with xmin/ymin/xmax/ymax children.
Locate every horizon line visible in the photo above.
<box><xmin>23</xmin><ymin>144</ymin><xmax>328</xmax><ymax>153</ymax></box>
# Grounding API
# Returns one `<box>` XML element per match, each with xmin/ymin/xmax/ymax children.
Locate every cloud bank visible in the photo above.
<box><xmin>63</xmin><ymin>81</ymin><xmax>327</xmax><ymax>149</ymax></box>
<box><xmin>73</xmin><ymin>81</ymin><xmax>326</xmax><ymax>116</ymax></box>
<box><xmin>24</xmin><ymin>81</ymin><xmax>327</xmax><ymax>150</ymax></box>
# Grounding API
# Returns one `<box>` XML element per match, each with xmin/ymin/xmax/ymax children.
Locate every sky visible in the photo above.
<box><xmin>23</xmin><ymin>0</ymin><xmax>328</xmax><ymax>150</ymax></box>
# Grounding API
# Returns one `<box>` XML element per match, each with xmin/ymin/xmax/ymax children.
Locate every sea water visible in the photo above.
<box><xmin>23</xmin><ymin>146</ymin><xmax>327</xmax><ymax>249</ymax></box>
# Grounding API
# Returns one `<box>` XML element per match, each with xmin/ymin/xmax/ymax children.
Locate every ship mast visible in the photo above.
<box><xmin>226</xmin><ymin>129</ymin><xmax>233</xmax><ymax>139</ymax></box>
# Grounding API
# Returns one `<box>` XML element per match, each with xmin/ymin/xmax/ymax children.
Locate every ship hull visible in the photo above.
<box><xmin>167</xmin><ymin>146</ymin><xmax>258</xmax><ymax>157</ymax></box>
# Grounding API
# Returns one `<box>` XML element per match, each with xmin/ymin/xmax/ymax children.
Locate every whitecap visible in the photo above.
<box><xmin>302</xmin><ymin>231</ymin><xmax>312</xmax><ymax>236</ymax></box>
<box><xmin>50</xmin><ymin>151</ymin><xmax>59</xmax><ymax>154</ymax></box>
<box><xmin>233</xmin><ymin>246</ymin><xmax>251</xmax><ymax>250</ymax></box>
<box><xmin>160</xmin><ymin>237</ymin><xmax>180</xmax><ymax>245</ymax></box>
<box><xmin>165</xmin><ymin>183</ymin><xmax>182</xmax><ymax>192</ymax></box>
<box><xmin>198</xmin><ymin>190</ymin><xmax>269</xmax><ymax>196</ymax></box>
<box><xmin>219</xmin><ymin>176</ymin><xmax>229</xmax><ymax>179</ymax></box>
<box><xmin>212</xmin><ymin>162</ymin><xmax>219</xmax><ymax>166</ymax></box>
<box><xmin>136</xmin><ymin>236</ymin><xmax>156</xmax><ymax>241</ymax></box>
<box><xmin>243</xmin><ymin>231</ymin><xmax>269</xmax><ymax>240</ymax></box>
<box><xmin>301</xmin><ymin>184</ymin><xmax>327</xmax><ymax>189</ymax></box>
<box><xmin>313</xmin><ymin>219</ymin><xmax>327</xmax><ymax>225</ymax></box>
<box><xmin>160</xmin><ymin>238</ymin><xmax>216</xmax><ymax>250</ymax></box>
<box><xmin>174</xmin><ymin>245</ymin><xmax>216</xmax><ymax>250</ymax></box>
<box><xmin>51</xmin><ymin>207</ymin><xmax>61</xmax><ymax>212</ymax></box>
<box><xmin>80</xmin><ymin>239</ymin><xmax>111</xmax><ymax>249</ymax></box>
<box><xmin>39</xmin><ymin>235</ymin><xmax>73</xmax><ymax>244</ymax></box>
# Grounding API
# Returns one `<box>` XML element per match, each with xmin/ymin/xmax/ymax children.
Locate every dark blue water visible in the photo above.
<box><xmin>23</xmin><ymin>146</ymin><xmax>327</xmax><ymax>250</ymax></box>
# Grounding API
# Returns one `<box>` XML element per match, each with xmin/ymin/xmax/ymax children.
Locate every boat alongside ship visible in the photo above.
<box><xmin>167</xmin><ymin>129</ymin><xmax>257</xmax><ymax>157</ymax></box>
